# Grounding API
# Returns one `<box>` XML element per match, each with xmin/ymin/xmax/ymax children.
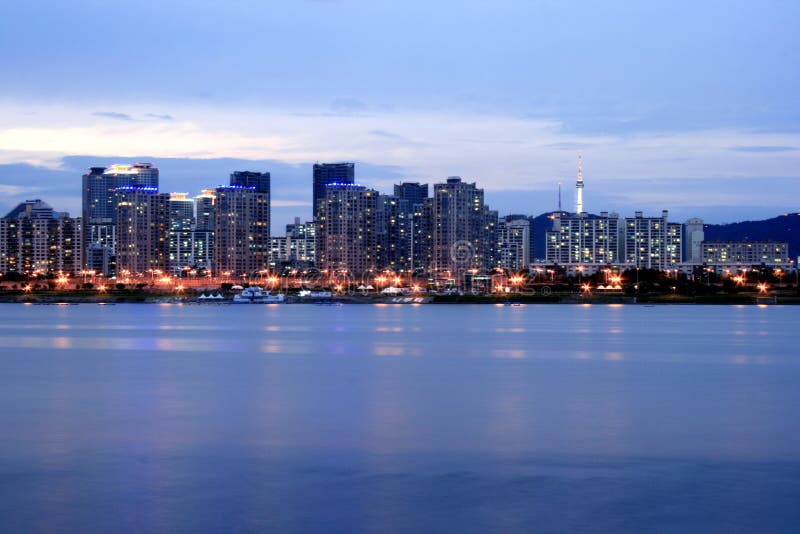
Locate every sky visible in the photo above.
<box><xmin>0</xmin><ymin>0</ymin><xmax>798</xmax><ymax>232</ymax></box>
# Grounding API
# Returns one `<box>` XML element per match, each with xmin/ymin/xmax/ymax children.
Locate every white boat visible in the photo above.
<box><xmin>232</xmin><ymin>286</ymin><xmax>285</xmax><ymax>303</ymax></box>
<box><xmin>298</xmin><ymin>290</ymin><xmax>332</xmax><ymax>299</ymax></box>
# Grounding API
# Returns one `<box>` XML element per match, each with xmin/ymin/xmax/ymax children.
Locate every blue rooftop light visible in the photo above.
<box><xmin>326</xmin><ymin>182</ymin><xmax>364</xmax><ymax>188</ymax></box>
<box><xmin>216</xmin><ymin>185</ymin><xmax>258</xmax><ymax>190</ymax></box>
<box><xmin>115</xmin><ymin>185</ymin><xmax>159</xmax><ymax>192</ymax></box>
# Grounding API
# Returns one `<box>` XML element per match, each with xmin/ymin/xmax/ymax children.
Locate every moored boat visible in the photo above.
<box><xmin>232</xmin><ymin>286</ymin><xmax>285</xmax><ymax>303</ymax></box>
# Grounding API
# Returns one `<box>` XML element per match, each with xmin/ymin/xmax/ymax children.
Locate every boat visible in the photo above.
<box><xmin>232</xmin><ymin>286</ymin><xmax>285</xmax><ymax>304</ymax></box>
<box><xmin>298</xmin><ymin>290</ymin><xmax>333</xmax><ymax>299</ymax></box>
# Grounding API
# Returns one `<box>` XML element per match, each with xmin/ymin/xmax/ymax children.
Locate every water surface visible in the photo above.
<box><xmin>0</xmin><ymin>303</ymin><xmax>798</xmax><ymax>532</ymax></box>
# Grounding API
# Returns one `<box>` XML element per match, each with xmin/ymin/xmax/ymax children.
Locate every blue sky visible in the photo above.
<box><xmin>0</xmin><ymin>0</ymin><xmax>798</xmax><ymax>231</ymax></box>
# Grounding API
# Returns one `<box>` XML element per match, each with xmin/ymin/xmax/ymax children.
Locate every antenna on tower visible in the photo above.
<box><xmin>575</xmin><ymin>151</ymin><xmax>585</xmax><ymax>215</ymax></box>
<box><xmin>557</xmin><ymin>181</ymin><xmax>562</xmax><ymax>211</ymax></box>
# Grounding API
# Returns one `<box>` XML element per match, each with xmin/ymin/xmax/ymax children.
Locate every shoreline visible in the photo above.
<box><xmin>0</xmin><ymin>293</ymin><xmax>796</xmax><ymax>305</ymax></box>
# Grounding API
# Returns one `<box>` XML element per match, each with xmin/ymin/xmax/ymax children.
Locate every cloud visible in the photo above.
<box><xmin>146</xmin><ymin>113</ymin><xmax>175</xmax><ymax>121</ymax></box>
<box><xmin>0</xmin><ymin>101</ymin><xmax>799</xmax><ymax>226</ymax></box>
<box><xmin>730</xmin><ymin>145</ymin><xmax>795</xmax><ymax>153</ymax></box>
<box><xmin>92</xmin><ymin>111</ymin><xmax>132</xmax><ymax>121</ymax></box>
<box><xmin>369</xmin><ymin>129</ymin><xmax>404</xmax><ymax>140</ymax></box>
<box><xmin>0</xmin><ymin>184</ymin><xmax>42</xmax><ymax>196</ymax></box>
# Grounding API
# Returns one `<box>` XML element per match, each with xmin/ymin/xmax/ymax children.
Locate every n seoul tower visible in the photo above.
<box><xmin>575</xmin><ymin>152</ymin><xmax>585</xmax><ymax>215</ymax></box>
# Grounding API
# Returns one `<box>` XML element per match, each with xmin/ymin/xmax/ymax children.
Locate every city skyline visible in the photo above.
<box><xmin>0</xmin><ymin>1</ymin><xmax>798</xmax><ymax>227</ymax></box>
<box><xmin>2</xmin><ymin>153</ymin><xmax>798</xmax><ymax>234</ymax></box>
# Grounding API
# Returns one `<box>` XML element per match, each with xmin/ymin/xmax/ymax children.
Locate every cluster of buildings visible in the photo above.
<box><xmin>0</xmin><ymin>159</ymin><xmax>792</xmax><ymax>283</ymax></box>
<box><xmin>543</xmin><ymin>162</ymin><xmax>789</xmax><ymax>275</ymax></box>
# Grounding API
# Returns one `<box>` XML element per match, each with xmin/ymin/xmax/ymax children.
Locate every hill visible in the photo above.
<box><xmin>704</xmin><ymin>213</ymin><xmax>800</xmax><ymax>260</ymax></box>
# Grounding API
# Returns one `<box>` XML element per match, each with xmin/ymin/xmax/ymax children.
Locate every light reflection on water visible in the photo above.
<box><xmin>0</xmin><ymin>303</ymin><xmax>798</xmax><ymax>532</ymax></box>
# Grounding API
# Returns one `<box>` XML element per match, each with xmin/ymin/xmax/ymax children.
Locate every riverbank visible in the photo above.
<box><xmin>1</xmin><ymin>290</ymin><xmax>798</xmax><ymax>305</ymax></box>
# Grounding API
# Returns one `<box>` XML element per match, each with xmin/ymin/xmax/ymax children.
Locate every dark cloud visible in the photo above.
<box><xmin>92</xmin><ymin>111</ymin><xmax>132</xmax><ymax>121</ymax></box>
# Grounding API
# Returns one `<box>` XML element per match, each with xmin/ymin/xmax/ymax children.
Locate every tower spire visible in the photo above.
<box><xmin>575</xmin><ymin>152</ymin><xmax>584</xmax><ymax>215</ymax></box>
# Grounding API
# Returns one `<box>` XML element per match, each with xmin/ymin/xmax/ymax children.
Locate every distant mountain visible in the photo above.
<box><xmin>532</xmin><ymin>212</ymin><xmax>800</xmax><ymax>262</ymax></box>
<box><xmin>704</xmin><ymin>213</ymin><xmax>800</xmax><ymax>260</ymax></box>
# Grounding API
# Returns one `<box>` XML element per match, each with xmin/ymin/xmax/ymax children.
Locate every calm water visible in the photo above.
<box><xmin>0</xmin><ymin>303</ymin><xmax>798</xmax><ymax>532</ymax></box>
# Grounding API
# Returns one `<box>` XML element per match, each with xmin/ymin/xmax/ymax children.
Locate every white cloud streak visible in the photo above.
<box><xmin>0</xmin><ymin>100</ymin><xmax>798</xmax><ymax>194</ymax></box>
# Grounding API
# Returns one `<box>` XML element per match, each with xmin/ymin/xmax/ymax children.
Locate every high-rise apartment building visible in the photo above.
<box><xmin>313</xmin><ymin>163</ymin><xmax>355</xmax><ymax>217</ymax></box>
<box><xmin>0</xmin><ymin>200</ymin><xmax>81</xmax><ymax>276</ymax></box>
<box><xmin>546</xmin><ymin>212</ymin><xmax>621</xmax><ymax>266</ymax></box>
<box><xmin>415</xmin><ymin>202</ymin><xmax>433</xmax><ymax>275</ymax></box>
<box><xmin>667</xmin><ymin>223</ymin><xmax>683</xmax><ymax>266</ymax></box>
<box><xmin>683</xmin><ymin>218</ymin><xmax>704</xmax><ymax>264</ymax></box>
<box><xmin>213</xmin><ymin>185</ymin><xmax>270</xmax><ymax>276</ymax></box>
<box><xmin>624</xmin><ymin>210</ymin><xmax>671</xmax><ymax>270</ymax></box>
<box><xmin>701</xmin><ymin>241</ymin><xmax>789</xmax><ymax>266</ymax></box>
<box><xmin>82</xmin><ymin>163</ymin><xmax>159</xmax><ymax>275</ymax></box>
<box><xmin>168</xmin><ymin>193</ymin><xmax>195</xmax><ymax>274</ymax></box>
<box><xmin>115</xmin><ymin>186</ymin><xmax>170</xmax><ymax>276</ymax></box>
<box><xmin>285</xmin><ymin>218</ymin><xmax>316</xmax><ymax>265</ymax></box>
<box><xmin>497</xmin><ymin>216</ymin><xmax>531</xmax><ymax>271</ymax></box>
<box><xmin>376</xmin><ymin>195</ymin><xmax>412</xmax><ymax>273</ymax></box>
<box><xmin>316</xmin><ymin>183</ymin><xmax>378</xmax><ymax>274</ymax></box>
<box><xmin>393</xmin><ymin>182</ymin><xmax>429</xmax><ymax>207</ymax></box>
<box><xmin>192</xmin><ymin>190</ymin><xmax>216</xmax><ymax>271</ymax></box>
<box><xmin>268</xmin><ymin>219</ymin><xmax>317</xmax><ymax>270</ymax></box>
<box><xmin>430</xmin><ymin>177</ymin><xmax>496</xmax><ymax>275</ymax></box>
<box><xmin>230</xmin><ymin>171</ymin><xmax>270</xmax><ymax>195</ymax></box>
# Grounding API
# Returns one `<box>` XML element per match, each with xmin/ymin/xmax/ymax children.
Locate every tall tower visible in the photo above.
<box><xmin>575</xmin><ymin>153</ymin><xmax>584</xmax><ymax>215</ymax></box>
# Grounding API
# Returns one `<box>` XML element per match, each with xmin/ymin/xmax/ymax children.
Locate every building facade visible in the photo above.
<box><xmin>393</xmin><ymin>182</ymin><xmax>429</xmax><ymax>207</ymax></box>
<box><xmin>624</xmin><ymin>210</ymin><xmax>671</xmax><ymax>270</ymax></box>
<box><xmin>376</xmin><ymin>194</ymin><xmax>412</xmax><ymax>273</ymax></box>
<box><xmin>285</xmin><ymin>219</ymin><xmax>316</xmax><ymax>266</ymax></box>
<box><xmin>0</xmin><ymin>200</ymin><xmax>81</xmax><ymax>276</ymax></box>
<box><xmin>316</xmin><ymin>183</ymin><xmax>378</xmax><ymax>274</ymax></box>
<box><xmin>666</xmin><ymin>222</ymin><xmax>683</xmax><ymax>267</ymax></box>
<box><xmin>497</xmin><ymin>216</ymin><xmax>531</xmax><ymax>271</ymax></box>
<box><xmin>701</xmin><ymin>241</ymin><xmax>789</xmax><ymax>266</ymax></box>
<box><xmin>81</xmin><ymin>163</ymin><xmax>159</xmax><ymax>275</ymax></box>
<box><xmin>192</xmin><ymin>190</ymin><xmax>216</xmax><ymax>271</ymax></box>
<box><xmin>213</xmin><ymin>185</ymin><xmax>270</xmax><ymax>276</ymax></box>
<box><xmin>115</xmin><ymin>187</ymin><xmax>170</xmax><ymax>276</ymax></box>
<box><xmin>168</xmin><ymin>193</ymin><xmax>195</xmax><ymax>274</ymax></box>
<box><xmin>430</xmin><ymin>177</ymin><xmax>496</xmax><ymax>276</ymax></box>
<box><xmin>313</xmin><ymin>162</ymin><xmax>355</xmax><ymax>218</ymax></box>
<box><xmin>230</xmin><ymin>171</ymin><xmax>270</xmax><ymax>195</ymax></box>
<box><xmin>546</xmin><ymin>212</ymin><xmax>621</xmax><ymax>266</ymax></box>
<box><xmin>683</xmin><ymin>218</ymin><xmax>704</xmax><ymax>264</ymax></box>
